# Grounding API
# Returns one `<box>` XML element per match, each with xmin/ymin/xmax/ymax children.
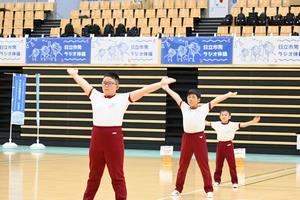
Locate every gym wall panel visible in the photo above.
<box><xmin>199</xmin><ymin>66</ymin><xmax>300</xmax><ymax>154</ymax></box>
<box><xmin>20</xmin><ymin>66</ymin><xmax>167</xmax><ymax>148</ymax></box>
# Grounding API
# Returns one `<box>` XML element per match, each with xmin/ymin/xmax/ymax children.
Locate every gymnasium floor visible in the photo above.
<box><xmin>0</xmin><ymin>146</ymin><xmax>300</xmax><ymax>200</ymax></box>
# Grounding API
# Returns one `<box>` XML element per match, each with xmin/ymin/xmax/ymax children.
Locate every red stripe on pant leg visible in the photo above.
<box><xmin>175</xmin><ymin>133</ymin><xmax>194</xmax><ymax>193</ymax></box>
<box><xmin>214</xmin><ymin>142</ymin><xmax>226</xmax><ymax>184</ymax></box>
<box><xmin>225</xmin><ymin>141</ymin><xmax>238</xmax><ymax>184</ymax></box>
<box><xmin>103</xmin><ymin>127</ymin><xmax>127</xmax><ymax>200</ymax></box>
<box><xmin>83</xmin><ymin>127</ymin><xmax>106</xmax><ymax>200</ymax></box>
<box><xmin>193</xmin><ymin>133</ymin><xmax>213</xmax><ymax>193</ymax></box>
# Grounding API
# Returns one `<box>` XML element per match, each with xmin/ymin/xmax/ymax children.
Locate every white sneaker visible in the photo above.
<box><xmin>232</xmin><ymin>183</ymin><xmax>238</xmax><ymax>188</ymax></box>
<box><xmin>171</xmin><ymin>190</ymin><xmax>180</xmax><ymax>197</ymax></box>
<box><xmin>213</xmin><ymin>182</ymin><xmax>220</xmax><ymax>187</ymax></box>
<box><xmin>206</xmin><ymin>192</ymin><xmax>214</xmax><ymax>198</ymax></box>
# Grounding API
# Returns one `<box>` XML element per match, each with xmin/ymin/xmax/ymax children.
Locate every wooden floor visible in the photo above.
<box><xmin>0</xmin><ymin>149</ymin><xmax>300</xmax><ymax>200</ymax></box>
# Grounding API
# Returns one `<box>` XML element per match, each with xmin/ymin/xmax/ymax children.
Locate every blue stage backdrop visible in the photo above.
<box><xmin>161</xmin><ymin>37</ymin><xmax>233</xmax><ymax>64</ymax></box>
<box><xmin>26</xmin><ymin>38</ymin><xmax>91</xmax><ymax>64</ymax></box>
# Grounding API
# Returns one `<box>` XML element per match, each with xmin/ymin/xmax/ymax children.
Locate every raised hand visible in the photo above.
<box><xmin>161</xmin><ymin>82</ymin><xmax>170</xmax><ymax>91</ymax></box>
<box><xmin>66</xmin><ymin>68</ymin><xmax>92</xmax><ymax>96</ymax></box>
<box><xmin>160</xmin><ymin>76</ymin><xmax>176</xmax><ymax>88</ymax></box>
<box><xmin>253</xmin><ymin>116</ymin><xmax>261</xmax><ymax>123</ymax></box>
<box><xmin>240</xmin><ymin>115</ymin><xmax>261</xmax><ymax>128</ymax></box>
<box><xmin>129</xmin><ymin>76</ymin><xmax>176</xmax><ymax>103</ymax></box>
<box><xmin>160</xmin><ymin>77</ymin><xmax>182</xmax><ymax>105</ymax></box>
<box><xmin>67</xmin><ymin>68</ymin><xmax>78</xmax><ymax>77</ymax></box>
<box><xmin>210</xmin><ymin>91</ymin><xmax>238</xmax><ymax>109</ymax></box>
<box><xmin>227</xmin><ymin>91</ymin><xmax>238</xmax><ymax>97</ymax></box>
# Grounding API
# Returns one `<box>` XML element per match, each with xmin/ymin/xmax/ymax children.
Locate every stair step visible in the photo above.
<box><xmin>30</xmin><ymin>34</ymin><xmax>50</xmax><ymax>37</ymax></box>
<box><xmin>29</xmin><ymin>35</ymin><xmax>42</xmax><ymax>37</ymax></box>
<box><xmin>194</xmin><ymin>28</ymin><xmax>218</xmax><ymax>32</ymax></box>
<box><xmin>30</xmin><ymin>19</ymin><xmax>62</xmax><ymax>37</ymax></box>
<box><xmin>196</xmin><ymin>22</ymin><xmax>222</xmax><ymax>26</ymax></box>
<box><xmin>199</xmin><ymin>19</ymin><xmax>223</xmax><ymax>23</ymax></box>
<box><xmin>34</xmin><ymin>28</ymin><xmax>51</xmax><ymax>31</ymax></box>
<box><xmin>201</xmin><ymin>17</ymin><xmax>224</xmax><ymax>20</ymax></box>
<box><xmin>200</xmin><ymin>18</ymin><xmax>224</xmax><ymax>22</ymax></box>
<box><xmin>43</xmin><ymin>22</ymin><xmax>60</xmax><ymax>25</ymax></box>
<box><xmin>34</xmin><ymin>20</ymin><xmax>60</xmax><ymax>25</ymax></box>
<box><xmin>33</xmin><ymin>33</ymin><xmax>51</xmax><ymax>36</ymax></box>
<box><xmin>41</xmin><ymin>24</ymin><xmax>60</xmax><ymax>27</ymax></box>
<box><xmin>193</xmin><ymin>17</ymin><xmax>223</xmax><ymax>36</ymax></box>
<box><xmin>192</xmin><ymin>30</ymin><xmax>216</xmax><ymax>33</ymax></box>
<box><xmin>34</xmin><ymin>30</ymin><xmax>53</xmax><ymax>33</ymax></box>
<box><xmin>195</xmin><ymin>24</ymin><xmax>220</xmax><ymax>28</ymax></box>
<box><xmin>33</xmin><ymin>30</ymin><xmax>51</xmax><ymax>34</ymax></box>
<box><xmin>46</xmin><ymin>20</ymin><xmax>61</xmax><ymax>22</ymax></box>
<box><xmin>191</xmin><ymin>32</ymin><xmax>215</xmax><ymax>36</ymax></box>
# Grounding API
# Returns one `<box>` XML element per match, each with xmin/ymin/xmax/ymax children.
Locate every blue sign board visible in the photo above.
<box><xmin>26</xmin><ymin>38</ymin><xmax>91</xmax><ymax>64</ymax></box>
<box><xmin>161</xmin><ymin>37</ymin><xmax>233</xmax><ymax>64</ymax></box>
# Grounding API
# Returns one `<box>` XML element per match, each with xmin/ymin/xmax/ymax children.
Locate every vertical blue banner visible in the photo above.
<box><xmin>11</xmin><ymin>73</ymin><xmax>27</xmax><ymax>125</ymax></box>
<box><xmin>26</xmin><ymin>38</ymin><xmax>91</xmax><ymax>64</ymax></box>
<box><xmin>161</xmin><ymin>36</ymin><xmax>233</xmax><ymax>64</ymax></box>
<box><xmin>36</xmin><ymin>73</ymin><xmax>40</xmax><ymax>126</ymax></box>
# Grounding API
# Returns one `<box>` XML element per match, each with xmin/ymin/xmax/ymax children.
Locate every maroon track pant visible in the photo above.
<box><xmin>83</xmin><ymin>126</ymin><xmax>126</xmax><ymax>200</ymax></box>
<box><xmin>214</xmin><ymin>141</ymin><xmax>238</xmax><ymax>184</ymax></box>
<box><xmin>175</xmin><ymin>132</ymin><xmax>213</xmax><ymax>193</ymax></box>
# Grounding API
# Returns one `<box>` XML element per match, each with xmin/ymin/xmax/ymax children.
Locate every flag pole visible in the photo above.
<box><xmin>30</xmin><ymin>73</ymin><xmax>45</xmax><ymax>150</ymax></box>
<box><xmin>3</xmin><ymin>73</ymin><xmax>18</xmax><ymax>149</ymax></box>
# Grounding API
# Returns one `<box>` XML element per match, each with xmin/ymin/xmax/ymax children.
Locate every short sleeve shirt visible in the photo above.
<box><xmin>89</xmin><ymin>89</ymin><xmax>131</xmax><ymax>126</ymax></box>
<box><xmin>211</xmin><ymin>121</ymin><xmax>240</xmax><ymax>141</ymax></box>
<box><xmin>180</xmin><ymin>101</ymin><xmax>210</xmax><ymax>133</ymax></box>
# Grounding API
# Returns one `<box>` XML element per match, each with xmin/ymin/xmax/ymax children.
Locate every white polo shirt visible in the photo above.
<box><xmin>180</xmin><ymin>101</ymin><xmax>211</xmax><ymax>133</ymax></box>
<box><xmin>89</xmin><ymin>89</ymin><xmax>131</xmax><ymax>126</ymax></box>
<box><xmin>211</xmin><ymin>121</ymin><xmax>240</xmax><ymax>141</ymax></box>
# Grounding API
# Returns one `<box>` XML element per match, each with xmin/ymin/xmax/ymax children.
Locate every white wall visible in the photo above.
<box><xmin>55</xmin><ymin>0</ymin><xmax>80</xmax><ymax>18</ymax></box>
<box><xmin>0</xmin><ymin>0</ymin><xmax>81</xmax><ymax>19</ymax></box>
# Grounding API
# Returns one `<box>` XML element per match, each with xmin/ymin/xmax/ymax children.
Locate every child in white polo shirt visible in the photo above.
<box><xmin>67</xmin><ymin>68</ymin><xmax>175</xmax><ymax>200</ymax></box>
<box><xmin>162</xmin><ymin>84</ymin><xmax>237</xmax><ymax>199</ymax></box>
<box><xmin>207</xmin><ymin>110</ymin><xmax>260</xmax><ymax>188</ymax></box>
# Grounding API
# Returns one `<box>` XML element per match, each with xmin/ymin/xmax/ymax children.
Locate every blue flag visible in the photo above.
<box><xmin>11</xmin><ymin>73</ymin><xmax>27</xmax><ymax>125</ymax></box>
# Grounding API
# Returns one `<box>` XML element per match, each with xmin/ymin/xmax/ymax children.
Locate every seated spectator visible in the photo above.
<box><xmin>61</xmin><ymin>23</ymin><xmax>80</xmax><ymax>37</ymax></box>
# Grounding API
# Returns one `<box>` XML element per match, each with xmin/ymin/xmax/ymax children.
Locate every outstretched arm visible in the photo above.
<box><xmin>162</xmin><ymin>84</ymin><xmax>182</xmax><ymax>106</ymax></box>
<box><xmin>129</xmin><ymin>77</ymin><xmax>176</xmax><ymax>102</ymax></box>
<box><xmin>240</xmin><ymin>116</ymin><xmax>261</xmax><ymax>128</ymax></box>
<box><xmin>205</xmin><ymin>121</ymin><xmax>211</xmax><ymax>127</ymax></box>
<box><xmin>67</xmin><ymin>68</ymin><xmax>93</xmax><ymax>96</ymax></box>
<box><xmin>210</xmin><ymin>91</ymin><xmax>237</xmax><ymax>109</ymax></box>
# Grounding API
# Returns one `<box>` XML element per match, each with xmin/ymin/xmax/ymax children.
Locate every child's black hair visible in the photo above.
<box><xmin>220</xmin><ymin>109</ymin><xmax>231</xmax><ymax>116</ymax></box>
<box><xmin>187</xmin><ymin>89</ymin><xmax>201</xmax><ymax>99</ymax></box>
<box><xmin>103</xmin><ymin>72</ymin><xmax>120</xmax><ymax>84</ymax></box>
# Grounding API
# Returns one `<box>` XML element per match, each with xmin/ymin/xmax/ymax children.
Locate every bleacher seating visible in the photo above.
<box><xmin>54</xmin><ymin>0</ymin><xmax>208</xmax><ymax>37</ymax></box>
<box><xmin>0</xmin><ymin>2</ymin><xmax>54</xmax><ymax>37</ymax></box>
<box><xmin>217</xmin><ymin>0</ymin><xmax>298</xmax><ymax>37</ymax></box>
<box><xmin>0</xmin><ymin>0</ymin><xmax>296</xmax><ymax>38</ymax></box>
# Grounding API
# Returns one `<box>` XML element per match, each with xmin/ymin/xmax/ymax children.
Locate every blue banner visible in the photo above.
<box><xmin>161</xmin><ymin>37</ymin><xmax>233</xmax><ymax>64</ymax></box>
<box><xmin>36</xmin><ymin>73</ymin><xmax>40</xmax><ymax>126</ymax></box>
<box><xmin>26</xmin><ymin>38</ymin><xmax>91</xmax><ymax>64</ymax></box>
<box><xmin>11</xmin><ymin>74</ymin><xmax>27</xmax><ymax>125</ymax></box>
